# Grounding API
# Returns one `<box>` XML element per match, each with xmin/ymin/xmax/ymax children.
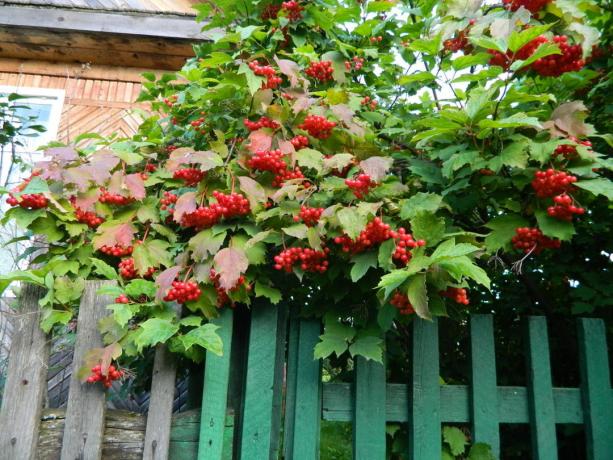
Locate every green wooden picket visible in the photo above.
<box><xmin>282</xmin><ymin>313</ymin><xmax>300</xmax><ymax>459</ymax></box>
<box><xmin>470</xmin><ymin>315</ymin><xmax>500</xmax><ymax>457</ymax></box>
<box><xmin>198</xmin><ymin>308</ymin><xmax>234</xmax><ymax>460</ymax></box>
<box><xmin>285</xmin><ymin>319</ymin><xmax>322</xmax><ymax>460</ymax></box>
<box><xmin>409</xmin><ymin>318</ymin><xmax>440</xmax><ymax>460</ymax></box>
<box><xmin>577</xmin><ymin>318</ymin><xmax>613</xmax><ymax>460</ymax></box>
<box><xmin>353</xmin><ymin>356</ymin><xmax>386</xmax><ymax>459</ymax></box>
<box><xmin>239</xmin><ymin>304</ymin><xmax>284</xmax><ymax>460</ymax></box>
<box><xmin>525</xmin><ymin>316</ymin><xmax>558</xmax><ymax>460</ymax></box>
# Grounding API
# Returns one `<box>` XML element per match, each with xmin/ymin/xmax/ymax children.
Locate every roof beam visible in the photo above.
<box><xmin>0</xmin><ymin>5</ymin><xmax>211</xmax><ymax>40</ymax></box>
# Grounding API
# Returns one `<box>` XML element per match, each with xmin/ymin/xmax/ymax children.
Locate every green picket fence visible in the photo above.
<box><xmin>193</xmin><ymin>308</ymin><xmax>612</xmax><ymax>460</ymax></box>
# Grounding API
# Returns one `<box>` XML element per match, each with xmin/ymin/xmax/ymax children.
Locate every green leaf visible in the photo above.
<box><xmin>479</xmin><ymin>113</ymin><xmax>542</xmax><ymax>130</ymax></box>
<box><xmin>124</xmin><ymin>279</ymin><xmax>157</xmax><ymax>298</ymax></box>
<box><xmin>443</xmin><ymin>426</ymin><xmax>468</xmax><ymax>456</ymax></box>
<box><xmin>282</xmin><ymin>224</ymin><xmax>309</xmax><ymax>239</ymax></box>
<box><xmin>439</xmin><ymin>256</ymin><xmax>491</xmax><ymax>289</ymax></box>
<box><xmin>179</xmin><ymin>323</ymin><xmax>223</xmax><ymax>356</ymax></box>
<box><xmin>338</xmin><ymin>207</ymin><xmax>367</xmax><ymax>240</ymax></box>
<box><xmin>575</xmin><ymin>178</ymin><xmax>613</xmax><ymax>200</ymax></box>
<box><xmin>411</xmin><ymin>211</ymin><xmax>445</xmax><ymax>246</ymax></box>
<box><xmin>431</xmin><ymin>239</ymin><xmax>479</xmax><ymax>261</ymax></box>
<box><xmin>508</xmin><ymin>24</ymin><xmax>552</xmax><ymax>53</ymax></box>
<box><xmin>295</xmin><ymin>148</ymin><xmax>324</xmax><ymax>173</ymax></box>
<box><xmin>510</xmin><ymin>43</ymin><xmax>561</xmax><ymax>71</ymax></box>
<box><xmin>41</xmin><ymin>309</ymin><xmax>72</xmax><ymax>333</ymax></box>
<box><xmin>489</xmin><ymin>140</ymin><xmax>529</xmax><ymax>171</ymax></box>
<box><xmin>91</xmin><ymin>258</ymin><xmax>118</xmax><ymax>280</ymax></box>
<box><xmin>468</xmin><ymin>443</ymin><xmax>495</xmax><ymax>460</ymax></box>
<box><xmin>400</xmin><ymin>193</ymin><xmax>443</xmax><ymax>220</ymax></box>
<box><xmin>107</xmin><ymin>303</ymin><xmax>134</xmax><ymax>327</ymax></box>
<box><xmin>484</xmin><ymin>214</ymin><xmax>529</xmax><ymax>252</ymax></box>
<box><xmin>535</xmin><ymin>210</ymin><xmax>575</xmax><ymax>241</ymax></box>
<box><xmin>29</xmin><ymin>216</ymin><xmax>64</xmax><ymax>242</ymax></box>
<box><xmin>314</xmin><ymin>314</ymin><xmax>355</xmax><ymax>359</ymax></box>
<box><xmin>135</xmin><ymin>318</ymin><xmax>180</xmax><ymax>350</ymax></box>
<box><xmin>255</xmin><ymin>281</ymin><xmax>282</xmax><ymax>305</ymax></box>
<box><xmin>399</xmin><ymin>71</ymin><xmax>436</xmax><ymax>85</ymax></box>
<box><xmin>0</xmin><ymin>270</ymin><xmax>45</xmax><ymax>296</ymax></box>
<box><xmin>53</xmin><ymin>276</ymin><xmax>85</xmax><ymax>304</ymax></box>
<box><xmin>451</xmin><ymin>53</ymin><xmax>492</xmax><ymax>70</ymax></box>
<box><xmin>377</xmin><ymin>302</ymin><xmax>397</xmax><ymax>331</ymax></box>
<box><xmin>378</xmin><ymin>239</ymin><xmax>396</xmax><ymax>271</ymax></box>
<box><xmin>348</xmin><ymin>335</ymin><xmax>383</xmax><ymax>362</ymax></box>
<box><xmin>408</xmin><ymin>36</ymin><xmax>442</xmax><ymax>55</ymax></box>
<box><xmin>238</xmin><ymin>63</ymin><xmax>265</xmax><ymax>95</ymax></box>
<box><xmin>466</xmin><ymin>87</ymin><xmax>493</xmax><ymax>121</ymax></box>
<box><xmin>350</xmin><ymin>252</ymin><xmax>378</xmax><ymax>282</ymax></box>
<box><xmin>189</xmin><ymin>229</ymin><xmax>226</xmax><ymax>262</ymax></box>
<box><xmin>19</xmin><ymin>176</ymin><xmax>49</xmax><ymax>195</ymax></box>
<box><xmin>133</xmin><ymin>239</ymin><xmax>172</xmax><ymax>274</ymax></box>
<box><xmin>470</xmin><ymin>36</ymin><xmax>507</xmax><ymax>53</ymax></box>
<box><xmin>406</xmin><ymin>274</ymin><xmax>430</xmax><ymax>320</ymax></box>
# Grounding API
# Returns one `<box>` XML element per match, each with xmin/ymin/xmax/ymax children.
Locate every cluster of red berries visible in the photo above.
<box><xmin>532</xmin><ymin>36</ymin><xmax>584</xmax><ymax>77</ymax></box>
<box><xmin>334</xmin><ymin>217</ymin><xmax>394</xmax><ymax>253</ymax></box>
<box><xmin>261</xmin><ymin>3</ymin><xmax>281</xmax><ymax>20</ymax></box>
<box><xmin>115</xmin><ymin>294</ymin><xmax>129</xmax><ymax>304</ymax></box>
<box><xmin>86</xmin><ymin>364</ymin><xmax>123</xmax><ymax>388</ymax></box>
<box><xmin>190</xmin><ymin>116</ymin><xmax>206</xmax><ymax>128</ymax></box>
<box><xmin>145</xmin><ymin>163</ymin><xmax>157</xmax><ymax>173</ymax></box>
<box><xmin>99</xmin><ymin>244</ymin><xmax>133</xmax><ymax>257</ymax></box>
<box><xmin>294</xmin><ymin>205</ymin><xmax>324</xmax><ymax>226</ymax></box>
<box><xmin>118</xmin><ymin>257</ymin><xmax>155</xmax><ymax>280</ymax></box>
<box><xmin>247</xmin><ymin>149</ymin><xmax>287</xmax><ymax>173</ymax></box>
<box><xmin>173</xmin><ymin>168</ymin><xmax>205</xmax><ymax>186</ymax></box>
<box><xmin>164</xmin><ymin>280</ymin><xmax>201</xmax><ymax>303</ymax></box>
<box><xmin>281</xmin><ymin>1</ymin><xmax>303</xmax><ymax>20</ymax></box>
<box><xmin>345</xmin><ymin>173</ymin><xmax>377</xmax><ymax>199</ymax></box>
<box><xmin>209</xmin><ymin>269</ymin><xmax>250</xmax><ymax>307</ymax></box>
<box><xmin>443</xmin><ymin>29</ymin><xmax>472</xmax><ymax>53</ymax></box>
<box><xmin>390</xmin><ymin>292</ymin><xmax>415</xmax><ymax>315</ymax></box>
<box><xmin>291</xmin><ymin>135</ymin><xmax>309</xmax><ymax>149</ymax></box>
<box><xmin>272</xmin><ymin>167</ymin><xmax>306</xmax><ymax>187</ymax></box>
<box><xmin>212</xmin><ymin>191</ymin><xmax>251</xmax><ymax>218</ymax></box>
<box><xmin>248</xmin><ymin>60</ymin><xmax>283</xmax><ymax>89</ymax></box>
<box><xmin>345</xmin><ymin>56</ymin><xmax>364</xmax><ymax>71</ymax></box>
<box><xmin>273</xmin><ymin>246</ymin><xmax>330</xmax><ymax>273</ymax></box>
<box><xmin>75</xmin><ymin>207</ymin><xmax>104</xmax><ymax>228</ymax></box>
<box><xmin>489</xmin><ymin>35</ymin><xmax>547</xmax><ymax>70</ymax></box>
<box><xmin>6</xmin><ymin>193</ymin><xmax>48</xmax><ymax>209</ymax></box>
<box><xmin>547</xmin><ymin>194</ymin><xmax>585</xmax><ymax>221</ymax></box>
<box><xmin>181</xmin><ymin>205</ymin><xmax>222</xmax><ymax>230</ymax></box>
<box><xmin>531</xmin><ymin>169</ymin><xmax>577</xmax><ymax>198</ymax></box>
<box><xmin>305</xmin><ymin>61</ymin><xmax>334</xmax><ymax>82</ymax></box>
<box><xmin>166</xmin><ymin>145</ymin><xmax>178</xmax><ymax>153</ymax></box>
<box><xmin>440</xmin><ymin>287</ymin><xmax>470</xmax><ymax>305</ymax></box>
<box><xmin>503</xmin><ymin>0</ymin><xmax>551</xmax><ymax>14</ymax></box>
<box><xmin>392</xmin><ymin>228</ymin><xmax>425</xmax><ymax>265</ymax></box>
<box><xmin>163</xmin><ymin>95</ymin><xmax>177</xmax><ymax>108</ymax></box>
<box><xmin>298</xmin><ymin>115</ymin><xmax>337</xmax><ymax>139</ymax></box>
<box><xmin>160</xmin><ymin>191</ymin><xmax>178</xmax><ymax>210</ymax></box>
<box><xmin>553</xmin><ymin>138</ymin><xmax>591</xmax><ymax>160</ymax></box>
<box><xmin>360</xmin><ymin>96</ymin><xmax>378</xmax><ymax>110</ymax></box>
<box><xmin>512</xmin><ymin>227</ymin><xmax>561</xmax><ymax>254</ymax></box>
<box><xmin>244</xmin><ymin>116</ymin><xmax>280</xmax><ymax>131</ymax></box>
<box><xmin>99</xmin><ymin>188</ymin><xmax>134</xmax><ymax>206</ymax></box>
<box><xmin>369</xmin><ymin>36</ymin><xmax>383</xmax><ymax>44</ymax></box>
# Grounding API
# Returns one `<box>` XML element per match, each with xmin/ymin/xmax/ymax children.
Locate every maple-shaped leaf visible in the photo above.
<box><xmin>323</xmin><ymin>153</ymin><xmax>354</xmax><ymax>174</ymax></box>
<box><xmin>74</xmin><ymin>188</ymin><xmax>101</xmax><ymax>212</ymax></box>
<box><xmin>213</xmin><ymin>247</ymin><xmax>249</xmax><ymax>291</ymax></box>
<box><xmin>292</xmin><ymin>94</ymin><xmax>318</xmax><ymax>114</ymax></box>
<box><xmin>63</xmin><ymin>167</ymin><xmax>92</xmax><ymax>191</ymax></box>
<box><xmin>360</xmin><ymin>156</ymin><xmax>394</xmax><ymax>182</ymax></box>
<box><xmin>92</xmin><ymin>222</ymin><xmax>136</xmax><ymax>249</ymax></box>
<box><xmin>166</xmin><ymin>147</ymin><xmax>193</xmax><ymax>172</ymax></box>
<box><xmin>247</xmin><ymin>130</ymin><xmax>273</xmax><ymax>153</ymax></box>
<box><xmin>133</xmin><ymin>239</ymin><xmax>172</xmax><ymax>274</ymax></box>
<box><xmin>125</xmin><ymin>173</ymin><xmax>146</xmax><ymax>200</ymax></box>
<box><xmin>331</xmin><ymin>104</ymin><xmax>366</xmax><ymax>137</ymax></box>
<box><xmin>155</xmin><ymin>265</ymin><xmax>182</xmax><ymax>301</ymax></box>
<box><xmin>45</xmin><ymin>146</ymin><xmax>79</xmax><ymax>162</ymax></box>
<box><xmin>174</xmin><ymin>192</ymin><xmax>198</xmax><ymax>223</ymax></box>
<box><xmin>85</xmin><ymin>149</ymin><xmax>120</xmax><ymax>183</ymax></box>
<box><xmin>278</xmin><ymin>139</ymin><xmax>296</xmax><ymax>155</ymax></box>
<box><xmin>274</xmin><ymin>56</ymin><xmax>304</xmax><ymax>88</ymax></box>
<box><xmin>543</xmin><ymin>101</ymin><xmax>595</xmax><ymax>139</ymax></box>
<box><xmin>107</xmin><ymin>171</ymin><xmax>126</xmax><ymax>195</ymax></box>
<box><xmin>191</xmin><ymin>150</ymin><xmax>223</xmax><ymax>171</ymax></box>
<box><xmin>238</xmin><ymin>176</ymin><xmax>267</xmax><ymax>205</ymax></box>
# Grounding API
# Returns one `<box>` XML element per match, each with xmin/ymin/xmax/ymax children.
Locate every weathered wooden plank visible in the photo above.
<box><xmin>269</xmin><ymin>306</ymin><xmax>288</xmax><ymax>459</ymax></box>
<box><xmin>525</xmin><ymin>317</ymin><xmax>558</xmax><ymax>459</ymax></box>
<box><xmin>198</xmin><ymin>308</ymin><xmax>234</xmax><ymax>460</ymax></box>
<box><xmin>60</xmin><ymin>280</ymin><xmax>114</xmax><ymax>460</ymax></box>
<box><xmin>470</xmin><ymin>315</ymin><xmax>500</xmax><ymax>457</ymax></box>
<box><xmin>282</xmin><ymin>313</ymin><xmax>300</xmax><ymax>459</ymax></box>
<box><xmin>353</xmin><ymin>356</ymin><xmax>386</xmax><ymax>459</ymax></box>
<box><xmin>322</xmin><ymin>383</ymin><xmax>592</xmax><ymax>424</ymax></box>
<box><xmin>239</xmin><ymin>304</ymin><xmax>283</xmax><ymax>460</ymax></box>
<box><xmin>577</xmin><ymin>318</ymin><xmax>613</xmax><ymax>460</ymax></box>
<box><xmin>0</xmin><ymin>284</ymin><xmax>49</xmax><ymax>460</ymax></box>
<box><xmin>409</xmin><ymin>319</ymin><xmax>440</xmax><ymax>460</ymax></box>
<box><xmin>143</xmin><ymin>343</ymin><xmax>178</xmax><ymax>460</ymax></box>
<box><xmin>288</xmin><ymin>319</ymin><xmax>322</xmax><ymax>460</ymax></box>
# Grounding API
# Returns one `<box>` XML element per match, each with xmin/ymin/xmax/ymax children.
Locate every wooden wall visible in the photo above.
<box><xmin>0</xmin><ymin>61</ymin><xmax>150</xmax><ymax>143</ymax></box>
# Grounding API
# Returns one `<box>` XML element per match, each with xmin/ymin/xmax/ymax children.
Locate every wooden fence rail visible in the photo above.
<box><xmin>0</xmin><ymin>280</ymin><xmax>611</xmax><ymax>459</ymax></box>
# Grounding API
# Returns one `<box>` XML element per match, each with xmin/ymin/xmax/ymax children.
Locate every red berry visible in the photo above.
<box><xmin>390</xmin><ymin>291</ymin><xmax>415</xmax><ymax>315</ymax></box>
<box><xmin>173</xmin><ymin>168</ymin><xmax>205</xmax><ymax>186</ymax></box>
<box><xmin>163</xmin><ymin>280</ymin><xmax>201</xmax><ymax>304</ymax></box>
<box><xmin>273</xmin><ymin>246</ymin><xmax>330</xmax><ymax>273</ymax></box>
<box><xmin>440</xmin><ymin>287</ymin><xmax>470</xmax><ymax>305</ymax></box>
<box><xmin>298</xmin><ymin>115</ymin><xmax>336</xmax><ymax>139</ymax></box>
<box><xmin>305</xmin><ymin>61</ymin><xmax>334</xmax><ymax>82</ymax></box>
<box><xmin>280</xmin><ymin>0</ymin><xmax>303</xmax><ymax>20</ymax></box>
<box><xmin>531</xmin><ymin>169</ymin><xmax>577</xmax><ymax>198</ymax></box>
<box><xmin>345</xmin><ymin>173</ymin><xmax>377</xmax><ymax>199</ymax></box>
<box><xmin>511</xmin><ymin>227</ymin><xmax>561</xmax><ymax>255</ymax></box>
<box><xmin>99</xmin><ymin>188</ymin><xmax>134</xmax><ymax>206</ymax></box>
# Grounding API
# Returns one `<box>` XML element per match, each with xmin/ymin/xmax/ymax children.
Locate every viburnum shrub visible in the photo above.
<box><xmin>0</xmin><ymin>0</ymin><xmax>610</xmax><ymax>369</ymax></box>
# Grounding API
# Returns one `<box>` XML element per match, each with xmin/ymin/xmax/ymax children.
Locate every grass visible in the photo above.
<box><xmin>320</xmin><ymin>421</ymin><xmax>352</xmax><ymax>460</ymax></box>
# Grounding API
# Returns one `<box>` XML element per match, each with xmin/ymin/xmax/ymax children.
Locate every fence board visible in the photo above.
<box><xmin>286</xmin><ymin>319</ymin><xmax>322</xmax><ymax>460</ymax></box>
<box><xmin>470</xmin><ymin>314</ymin><xmax>500</xmax><ymax>457</ymax></box>
<box><xmin>282</xmin><ymin>313</ymin><xmax>300</xmax><ymax>459</ymax></box>
<box><xmin>353</xmin><ymin>356</ymin><xmax>386</xmax><ymax>459</ymax></box>
<box><xmin>0</xmin><ymin>285</ymin><xmax>49</xmax><ymax>460</ymax></box>
<box><xmin>525</xmin><ymin>317</ymin><xmax>558</xmax><ymax>459</ymax></box>
<box><xmin>198</xmin><ymin>308</ymin><xmax>234</xmax><ymax>460</ymax></box>
<box><xmin>60</xmin><ymin>280</ymin><xmax>114</xmax><ymax>460</ymax></box>
<box><xmin>143</xmin><ymin>342</ymin><xmax>178</xmax><ymax>460</ymax></box>
<box><xmin>577</xmin><ymin>318</ymin><xmax>613</xmax><ymax>460</ymax></box>
<box><xmin>409</xmin><ymin>318</ymin><xmax>440</xmax><ymax>460</ymax></box>
<box><xmin>239</xmin><ymin>304</ymin><xmax>283</xmax><ymax>460</ymax></box>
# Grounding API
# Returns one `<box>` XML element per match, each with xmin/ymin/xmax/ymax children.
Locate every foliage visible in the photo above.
<box><xmin>0</xmin><ymin>0</ymin><xmax>611</xmax><ymax>369</ymax></box>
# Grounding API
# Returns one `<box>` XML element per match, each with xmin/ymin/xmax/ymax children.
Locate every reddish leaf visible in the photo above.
<box><xmin>78</xmin><ymin>342</ymin><xmax>122</xmax><ymax>381</ymax></box>
<box><xmin>274</xmin><ymin>56</ymin><xmax>303</xmax><ymax>87</ymax></box>
<box><xmin>543</xmin><ymin>101</ymin><xmax>595</xmax><ymax>139</ymax></box>
<box><xmin>191</xmin><ymin>150</ymin><xmax>223</xmax><ymax>171</ymax></box>
<box><xmin>74</xmin><ymin>188</ymin><xmax>100</xmax><ymax>212</ymax></box>
<box><xmin>213</xmin><ymin>247</ymin><xmax>249</xmax><ymax>290</ymax></box>
<box><xmin>107</xmin><ymin>171</ymin><xmax>126</xmax><ymax>195</ymax></box>
<box><xmin>292</xmin><ymin>94</ymin><xmax>317</xmax><ymax>114</ymax></box>
<box><xmin>86</xmin><ymin>150</ymin><xmax>120</xmax><ymax>183</ymax></box>
<box><xmin>247</xmin><ymin>130</ymin><xmax>273</xmax><ymax>153</ymax></box>
<box><xmin>62</xmin><ymin>167</ymin><xmax>92</xmax><ymax>191</ymax></box>
<box><xmin>45</xmin><ymin>146</ymin><xmax>78</xmax><ymax>162</ymax></box>
<box><xmin>125</xmin><ymin>173</ymin><xmax>146</xmax><ymax>200</ymax></box>
<box><xmin>92</xmin><ymin>222</ymin><xmax>136</xmax><ymax>249</ymax></box>
<box><xmin>155</xmin><ymin>265</ymin><xmax>182</xmax><ymax>301</ymax></box>
<box><xmin>165</xmin><ymin>147</ymin><xmax>194</xmax><ymax>172</ymax></box>
<box><xmin>173</xmin><ymin>192</ymin><xmax>198</xmax><ymax>222</ymax></box>
<box><xmin>331</xmin><ymin>104</ymin><xmax>366</xmax><ymax>137</ymax></box>
<box><xmin>360</xmin><ymin>156</ymin><xmax>394</xmax><ymax>182</ymax></box>
<box><xmin>238</xmin><ymin>176</ymin><xmax>267</xmax><ymax>205</ymax></box>
<box><xmin>278</xmin><ymin>139</ymin><xmax>296</xmax><ymax>156</ymax></box>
